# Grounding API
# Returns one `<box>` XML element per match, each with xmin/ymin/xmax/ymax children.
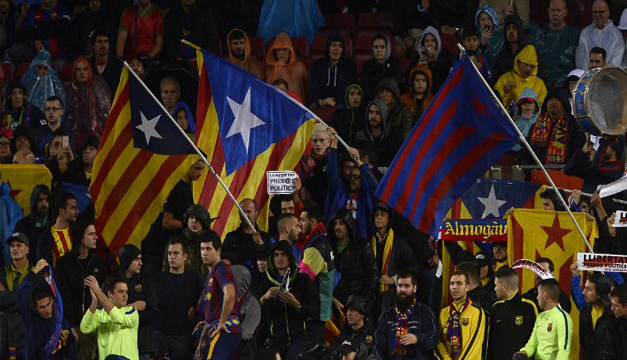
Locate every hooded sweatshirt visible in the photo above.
<box><xmin>265</xmin><ymin>32</ymin><xmax>310</xmax><ymax>104</ymax></box>
<box><xmin>226</xmin><ymin>28</ymin><xmax>266</xmax><ymax>79</ymax></box>
<box><xmin>401</xmin><ymin>65</ymin><xmax>434</xmax><ymax>123</ymax></box>
<box><xmin>309</xmin><ymin>33</ymin><xmax>357</xmax><ymax>108</ymax></box>
<box><xmin>328</xmin><ymin>84</ymin><xmax>366</xmax><ymax>147</ymax></box>
<box><xmin>361</xmin><ymin>34</ymin><xmax>402</xmax><ymax>101</ymax></box>
<box><xmin>488</xmin><ymin>14</ymin><xmax>527</xmax><ymax>81</ymax></box>
<box><xmin>475</xmin><ymin>5</ymin><xmax>499</xmax><ymax>36</ymax></box>
<box><xmin>411</xmin><ymin>26</ymin><xmax>454</xmax><ymax>95</ymax></box>
<box><xmin>494</xmin><ymin>44</ymin><xmax>547</xmax><ymax>113</ymax></box>
<box><xmin>512</xmin><ymin>88</ymin><xmax>540</xmax><ymax>151</ymax></box>
<box><xmin>14</xmin><ymin>184</ymin><xmax>51</xmax><ymax>264</ymax></box>
<box><xmin>172</xmin><ymin>101</ymin><xmax>195</xmax><ymax>134</ymax></box>
<box><xmin>373</xmin><ymin>78</ymin><xmax>414</xmax><ymax>140</ymax></box>
<box><xmin>356</xmin><ymin>98</ymin><xmax>403</xmax><ymax>168</ymax></box>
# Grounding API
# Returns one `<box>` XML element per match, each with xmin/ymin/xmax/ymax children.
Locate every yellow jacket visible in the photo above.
<box><xmin>494</xmin><ymin>45</ymin><xmax>547</xmax><ymax>111</ymax></box>
<box><xmin>436</xmin><ymin>300</ymin><xmax>486</xmax><ymax>360</ymax></box>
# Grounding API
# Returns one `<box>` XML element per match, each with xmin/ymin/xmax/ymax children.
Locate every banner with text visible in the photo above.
<box><xmin>267</xmin><ymin>171</ymin><xmax>298</xmax><ymax>195</ymax></box>
<box><xmin>439</xmin><ymin>219</ymin><xmax>507</xmax><ymax>242</ymax></box>
<box><xmin>577</xmin><ymin>252</ymin><xmax>627</xmax><ymax>273</ymax></box>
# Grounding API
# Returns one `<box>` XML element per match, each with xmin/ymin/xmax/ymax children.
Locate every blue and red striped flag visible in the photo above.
<box><xmin>375</xmin><ymin>53</ymin><xmax>519</xmax><ymax>237</ymax></box>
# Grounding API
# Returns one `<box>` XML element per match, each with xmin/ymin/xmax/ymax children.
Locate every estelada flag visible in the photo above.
<box><xmin>0</xmin><ymin>164</ymin><xmax>52</xmax><ymax>216</ymax></box>
<box><xmin>376</xmin><ymin>53</ymin><xmax>519</xmax><ymax>238</ymax></box>
<box><xmin>193</xmin><ymin>49</ymin><xmax>315</xmax><ymax>236</ymax></box>
<box><xmin>89</xmin><ymin>68</ymin><xmax>196</xmax><ymax>256</ymax></box>
<box><xmin>508</xmin><ymin>209</ymin><xmax>598</xmax><ymax>360</ymax></box>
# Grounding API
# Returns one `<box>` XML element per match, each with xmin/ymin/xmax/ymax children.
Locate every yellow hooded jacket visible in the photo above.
<box><xmin>494</xmin><ymin>45</ymin><xmax>547</xmax><ymax>111</ymax></box>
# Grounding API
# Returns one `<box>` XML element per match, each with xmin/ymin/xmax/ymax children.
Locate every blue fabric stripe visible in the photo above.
<box><xmin>556</xmin><ymin>306</ymin><xmax>569</xmax><ymax>349</ymax></box>
<box><xmin>125</xmin><ymin>307</ymin><xmax>136</xmax><ymax>315</ymax></box>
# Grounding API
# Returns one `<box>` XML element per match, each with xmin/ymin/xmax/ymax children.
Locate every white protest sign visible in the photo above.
<box><xmin>613</xmin><ymin>210</ymin><xmax>627</xmax><ymax>228</ymax></box>
<box><xmin>267</xmin><ymin>171</ymin><xmax>298</xmax><ymax>195</ymax></box>
<box><xmin>577</xmin><ymin>252</ymin><xmax>627</xmax><ymax>273</ymax></box>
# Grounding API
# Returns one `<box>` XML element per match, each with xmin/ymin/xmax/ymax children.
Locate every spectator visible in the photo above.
<box><xmin>360</xmin><ymin>33</ymin><xmax>401</xmax><ymax>102</ymax></box>
<box><xmin>173</xmin><ymin>101</ymin><xmax>195</xmax><ymax>135</ymax></box>
<box><xmin>12</xmin><ymin>149</ymin><xmax>36</xmax><ymax>164</ymax></box>
<box><xmin>0</xmin><ymin>232</ymin><xmax>31</xmax><ymax>360</ymax></box>
<box><xmin>116</xmin><ymin>0</ymin><xmax>164</xmax><ymax>63</ymax></box>
<box><xmin>20</xmin><ymin>51</ymin><xmax>66</xmax><ymax>112</ymax></box>
<box><xmin>370</xmin><ymin>201</ymin><xmax>419</xmax><ymax>314</ymax></box>
<box><xmin>175</xmin><ymin>204</ymin><xmax>215</xmax><ymax>274</ymax></box>
<box><xmin>10</xmin><ymin>126</ymin><xmax>39</xmax><ymax>158</ymax></box>
<box><xmin>325</xmin><ymin>129</ymin><xmax>378</xmax><ymax>239</ymax></box>
<box><xmin>355</xmin><ymin>99</ymin><xmax>402</xmax><ymax>169</ymax></box>
<box><xmin>1</xmin><ymin>80</ymin><xmax>46</xmax><ymax>130</ymax></box>
<box><xmin>226</xmin><ymin>29</ymin><xmax>265</xmax><ymax>79</ymax></box>
<box><xmin>460</xmin><ymin>30</ymin><xmax>492</xmax><ymax>83</ymax></box>
<box><xmin>327</xmin><ymin>209</ymin><xmax>378</xmax><ymax>311</ymax></box>
<box><xmin>588</xmin><ymin>46</ymin><xmax>606</xmax><ymax>69</ymax></box>
<box><xmin>489</xmin><ymin>14</ymin><xmax>526</xmax><ymax>85</ymax></box>
<box><xmin>401</xmin><ymin>65</ymin><xmax>434</xmax><ymax>124</ymax></box>
<box><xmin>489</xmin><ymin>267</ymin><xmax>537</xmax><ymax>360</ymax></box>
<box><xmin>64</xmin><ymin>57</ymin><xmax>112</xmax><ymax>140</ymax></box>
<box><xmin>14</xmin><ymin>185</ymin><xmax>51</xmax><ymax>263</ymax></box>
<box><xmin>522</xmin><ymin>257</ymin><xmax>572</xmax><ymax>313</ymax></box>
<box><xmin>42</xmin><ymin>130</ymin><xmax>77</xmax><ymax>186</ymax></box>
<box><xmin>160</xmin><ymin>77</ymin><xmax>181</xmax><ymax>117</ymax></box>
<box><xmin>411</xmin><ymin>26</ymin><xmax>454</xmax><ymax>96</ymax></box>
<box><xmin>128</xmin><ymin>56</ymin><xmax>145</xmax><ymax>78</ymax></box>
<box><xmin>390</xmin><ymin>0</ymin><xmax>436</xmax><ymax>57</ymax></box>
<box><xmin>479</xmin><ymin>0</ymin><xmax>529</xmax><ymax>26</ymax></box>
<box><xmin>565</xmin><ymin>136</ymin><xmax>624</xmax><ymax>194</ymax></box>
<box><xmin>328</xmin><ymin>84</ymin><xmax>366</xmax><ymax>147</ymax></box>
<box><xmin>375</xmin><ymin>268</ymin><xmax>438</xmax><ymax>360</ymax></box>
<box><xmin>329</xmin><ymin>295</ymin><xmax>375</xmax><ymax>360</ymax></box>
<box><xmin>265</xmin><ymin>32</ymin><xmax>310</xmax><ymax>104</ymax></box>
<box><xmin>20</xmin><ymin>0</ymin><xmax>71</xmax><ymax>61</ymax></box>
<box><xmin>455</xmin><ymin>261</ymin><xmax>495</xmax><ymax>315</ymax></box>
<box><xmin>89</xmin><ymin>31</ymin><xmax>121</xmax><ymax>94</ymax></box>
<box><xmin>258</xmin><ymin>240</ymin><xmax>315</xmax><ymax>360</ymax></box>
<box><xmin>298</xmin><ymin>201</ymin><xmax>336</xmax><ymax>345</ymax></box>
<box><xmin>62</xmin><ymin>136</ymin><xmax>99</xmax><ymax>186</ymax></box>
<box><xmin>516</xmin><ymin>279</ymin><xmax>573</xmax><ymax>360</ymax></box>
<box><xmin>161</xmin><ymin>157</ymin><xmax>205</xmax><ymax>237</ymax></box>
<box><xmin>55</xmin><ymin>221</ymin><xmax>108</xmax><ymax>360</ymax></box>
<box><xmin>196</xmin><ymin>231</ymin><xmax>241</xmax><ymax>360</ymax></box>
<box><xmin>494</xmin><ymin>45</ymin><xmax>547</xmax><ymax>115</ymax></box>
<box><xmin>116</xmin><ymin>244</ymin><xmax>157</xmax><ymax>360</ymax></box>
<box><xmin>576</xmin><ymin>0</ymin><xmax>624</xmax><ymax>70</ymax></box>
<box><xmin>436</xmin><ymin>271</ymin><xmax>486</xmax><ymax>360</ymax></box>
<box><xmin>222</xmin><ymin>198</ymin><xmax>271</xmax><ymax>271</ymax></box>
<box><xmin>16</xmin><ymin>259</ymin><xmax>76</xmax><ymax>360</ymax></box>
<box><xmin>309</xmin><ymin>33</ymin><xmax>356</xmax><ymax>109</ymax></box>
<box><xmin>374</xmin><ymin>78</ymin><xmax>413</xmax><ymax>140</ymax></box>
<box><xmin>80</xmin><ymin>275</ymin><xmax>139</xmax><ymax>360</ymax></box>
<box><xmin>68</xmin><ymin>0</ymin><xmax>115</xmax><ymax>59</ymax></box>
<box><xmin>511</xmin><ymin>89</ymin><xmax>540</xmax><ymax>153</ymax></box>
<box><xmin>163</xmin><ymin>0</ymin><xmax>219</xmax><ymax>67</ymax></box>
<box><xmin>0</xmin><ymin>131</ymin><xmax>10</xmax><ymax>163</ymax></box>
<box><xmin>32</xmin><ymin>96</ymin><xmax>74</xmax><ymax>158</ymax></box>
<box><xmin>270</xmin><ymin>213</ymin><xmax>303</xmax><ymax>264</ymax></box>
<box><xmin>604</xmin><ymin>284</ymin><xmax>627</xmax><ymax>360</ymax></box>
<box><xmin>153</xmin><ymin>236</ymin><xmax>202</xmax><ymax>360</ymax></box>
<box><xmin>301</xmin><ymin>123</ymin><xmax>331</xmax><ymax>209</ymax></box>
<box><xmin>527</xmin><ymin>0</ymin><xmax>580</xmax><ymax>87</ymax></box>
<box><xmin>36</xmin><ymin>192</ymin><xmax>78</xmax><ymax>264</ymax></box>
<box><xmin>475</xmin><ymin>4</ymin><xmax>499</xmax><ymax>50</ymax></box>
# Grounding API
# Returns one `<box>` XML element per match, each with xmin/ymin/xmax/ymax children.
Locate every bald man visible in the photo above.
<box><xmin>13</xmin><ymin>149</ymin><xmax>36</xmax><ymax>164</ymax></box>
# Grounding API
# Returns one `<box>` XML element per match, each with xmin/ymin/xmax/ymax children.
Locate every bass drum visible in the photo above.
<box><xmin>572</xmin><ymin>67</ymin><xmax>627</xmax><ymax>135</ymax></box>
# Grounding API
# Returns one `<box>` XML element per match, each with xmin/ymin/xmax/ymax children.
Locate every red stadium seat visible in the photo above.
<box><xmin>2</xmin><ymin>63</ymin><xmax>13</xmax><ymax>81</ymax></box>
<box><xmin>323</xmin><ymin>13</ymin><xmax>355</xmax><ymax>34</ymax></box>
<box><xmin>354</xmin><ymin>53</ymin><xmax>371</xmax><ymax>78</ymax></box>
<box><xmin>312</xmin><ymin>106</ymin><xmax>335</xmax><ymax>123</ymax></box>
<box><xmin>248</xmin><ymin>36</ymin><xmax>266</xmax><ymax>61</ymax></box>
<box><xmin>440</xmin><ymin>34</ymin><xmax>458</xmax><ymax>55</ymax></box>
<box><xmin>60</xmin><ymin>62</ymin><xmax>73</xmax><ymax>81</ymax></box>
<box><xmin>357</xmin><ymin>12</ymin><xmax>393</xmax><ymax>29</ymax></box>
<box><xmin>16</xmin><ymin>62</ymin><xmax>30</xmax><ymax>79</ymax></box>
<box><xmin>530</xmin><ymin>170</ymin><xmax>583</xmax><ymax>190</ymax></box>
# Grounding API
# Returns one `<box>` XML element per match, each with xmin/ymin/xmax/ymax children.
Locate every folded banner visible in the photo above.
<box><xmin>512</xmin><ymin>259</ymin><xmax>554</xmax><ymax>280</ymax></box>
<box><xmin>577</xmin><ymin>252</ymin><xmax>627</xmax><ymax>273</ymax></box>
<box><xmin>439</xmin><ymin>219</ymin><xmax>507</xmax><ymax>242</ymax></box>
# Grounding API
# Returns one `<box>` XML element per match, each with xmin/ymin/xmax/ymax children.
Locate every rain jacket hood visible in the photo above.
<box><xmin>173</xmin><ymin>101</ymin><xmax>196</xmax><ymax>134</ymax></box>
<box><xmin>227</xmin><ymin>28</ymin><xmax>252</xmax><ymax>64</ymax></box>
<box><xmin>475</xmin><ymin>5</ymin><xmax>499</xmax><ymax>33</ymax></box>
<box><xmin>514</xmin><ymin>45</ymin><xmax>539</xmax><ymax>77</ymax></box>
<box><xmin>266</xmin><ymin>32</ymin><xmax>297</xmax><ymax>66</ymax></box>
<box><xmin>407</xmin><ymin>65</ymin><xmax>433</xmax><ymax>96</ymax></box>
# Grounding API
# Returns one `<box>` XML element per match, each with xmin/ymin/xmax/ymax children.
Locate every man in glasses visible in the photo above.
<box><xmin>32</xmin><ymin>96</ymin><xmax>75</xmax><ymax>157</ymax></box>
<box><xmin>575</xmin><ymin>0</ymin><xmax>624</xmax><ymax>69</ymax></box>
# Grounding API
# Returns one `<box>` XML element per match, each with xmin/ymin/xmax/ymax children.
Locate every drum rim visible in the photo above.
<box><xmin>575</xmin><ymin>67</ymin><xmax>627</xmax><ymax>135</ymax></box>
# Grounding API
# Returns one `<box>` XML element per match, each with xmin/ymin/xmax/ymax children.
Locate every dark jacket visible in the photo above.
<box><xmin>468</xmin><ymin>285</ymin><xmax>495</xmax><ymax>316</ymax></box>
<box><xmin>488</xmin><ymin>292</ymin><xmax>537</xmax><ymax>360</ymax></box>
<box><xmin>0</xmin><ymin>81</ymin><xmax>46</xmax><ymax>130</ymax></box>
<box><xmin>310</xmin><ymin>33</ymin><xmax>357</xmax><ymax>108</ymax></box>
<box><xmin>0</xmin><ymin>261</ymin><xmax>32</xmax><ymax>348</ymax></box>
<box><xmin>330</xmin><ymin>320</ymin><xmax>375</xmax><ymax>360</ymax></box>
<box><xmin>302</xmin><ymin>150</ymin><xmax>329</xmax><ymax>210</ymax></box>
<box><xmin>222</xmin><ymin>224</ymin><xmax>271</xmax><ymax>272</ymax></box>
<box><xmin>163</xmin><ymin>2</ymin><xmax>219</xmax><ymax>63</ymax></box>
<box><xmin>603</xmin><ymin>315</ymin><xmax>627</xmax><ymax>360</ymax></box>
<box><xmin>355</xmin><ymin>98</ymin><xmax>403</xmax><ymax>167</ymax></box>
<box><xmin>328</xmin><ymin>210</ymin><xmax>378</xmax><ymax>306</ymax></box>
<box><xmin>328</xmin><ymin>84</ymin><xmax>366</xmax><ymax>147</ymax></box>
<box><xmin>361</xmin><ymin>34</ymin><xmax>401</xmax><ymax>102</ymax></box>
<box><xmin>491</xmin><ymin>15</ymin><xmax>528</xmax><ymax>82</ymax></box>
<box><xmin>375</xmin><ymin>300</ymin><xmax>439</xmax><ymax>360</ymax></box>
<box><xmin>89</xmin><ymin>56</ymin><xmax>122</xmax><ymax>98</ymax></box>
<box><xmin>300</xmin><ymin>223</ymin><xmax>336</xmax><ymax>322</ymax></box>
<box><xmin>54</xmin><ymin>238</ymin><xmax>108</xmax><ymax>328</ymax></box>
<box><xmin>14</xmin><ymin>185</ymin><xmax>51</xmax><ymax>264</ymax></box>
<box><xmin>373</xmin><ymin>78</ymin><xmax>413</xmax><ymax>141</ymax></box>
<box><xmin>408</xmin><ymin>27</ymin><xmax>455</xmax><ymax>96</ymax></box>
<box><xmin>565</xmin><ymin>137</ymin><xmax>625</xmax><ymax>194</ymax></box>
<box><xmin>580</xmin><ymin>299</ymin><xmax>612</xmax><ymax>360</ymax></box>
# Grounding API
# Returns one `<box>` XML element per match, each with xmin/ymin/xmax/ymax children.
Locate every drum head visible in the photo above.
<box><xmin>588</xmin><ymin>68</ymin><xmax>627</xmax><ymax>135</ymax></box>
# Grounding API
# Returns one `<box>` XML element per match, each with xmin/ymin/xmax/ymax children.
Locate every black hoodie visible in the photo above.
<box><xmin>328</xmin><ymin>83</ymin><xmax>366</xmax><ymax>147</ymax></box>
<box><xmin>14</xmin><ymin>184</ymin><xmax>51</xmax><ymax>264</ymax></box>
<box><xmin>309</xmin><ymin>33</ymin><xmax>357</xmax><ymax>108</ymax></box>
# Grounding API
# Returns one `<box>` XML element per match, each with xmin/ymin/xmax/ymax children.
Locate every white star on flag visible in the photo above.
<box><xmin>226</xmin><ymin>87</ymin><xmax>265</xmax><ymax>153</ymax></box>
<box><xmin>477</xmin><ymin>184</ymin><xmax>507</xmax><ymax>218</ymax></box>
<box><xmin>136</xmin><ymin>112</ymin><xmax>163</xmax><ymax>145</ymax></box>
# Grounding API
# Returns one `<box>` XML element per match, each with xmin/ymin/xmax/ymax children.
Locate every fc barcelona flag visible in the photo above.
<box><xmin>508</xmin><ymin>209</ymin><xmax>598</xmax><ymax>360</ymax></box>
<box><xmin>376</xmin><ymin>54</ymin><xmax>519</xmax><ymax>237</ymax></box>
<box><xmin>193</xmin><ymin>49</ymin><xmax>315</xmax><ymax>236</ymax></box>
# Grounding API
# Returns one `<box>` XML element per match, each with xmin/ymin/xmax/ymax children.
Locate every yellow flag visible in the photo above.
<box><xmin>0</xmin><ymin>164</ymin><xmax>52</xmax><ymax>216</ymax></box>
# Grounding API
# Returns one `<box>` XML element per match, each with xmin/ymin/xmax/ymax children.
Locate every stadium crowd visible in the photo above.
<box><xmin>3</xmin><ymin>0</ymin><xmax>627</xmax><ymax>359</ymax></box>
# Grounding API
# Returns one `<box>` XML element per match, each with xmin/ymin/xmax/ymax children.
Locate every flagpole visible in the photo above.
<box><xmin>181</xmin><ymin>39</ymin><xmax>352</xmax><ymax>150</ymax></box>
<box><xmin>457</xmin><ymin>44</ymin><xmax>595</xmax><ymax>254</ymax></box>
<box><xmin>122</xmin><ymin>61</ymin><xmax>257</xmax><ymax>232</ymax></box>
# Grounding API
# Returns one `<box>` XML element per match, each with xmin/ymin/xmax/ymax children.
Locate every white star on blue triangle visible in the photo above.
<box><xmin>226</xmin><ymin>88</ymin><xmax>265</xmax><ymax>153</ymax></box>
<box><xmin>477</xmin><ymin>184</ymin><xmax>507</xmax><ymax>218</ymax></box>
<box><xmin>135</xmin><ymin>112</ymin><xmax>163</xmax><ymax>145</ymax></box>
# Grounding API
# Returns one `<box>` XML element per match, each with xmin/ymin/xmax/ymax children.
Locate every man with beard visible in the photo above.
<box><xmin>355</xmin><ymin>99</ymin><xmax>402</xmax><ymax>169</ymax></box>
<box><xmin>89</xmin><ymin>31</ymin><xmax>121</xmax><ymax>94</ymax></box>
<box><xmin>436</xmin><ymin>271</ymin><xmax>486</xmax><ymax>360</ymax></box>
<box><xmin>330</xmin><ymin>295</ymin><xmax>375</xmax><ymax>360</ymax></box>
<box><xmin>604</xmin><ymin>284</ymin><xmax>627</xmax><ymax>360</ymax></box>
<box><xmin>61</xmin><ymin>136</ymin><xmax>98</xmax><ymax>186</ymax></box>
<box><xmin>491</xmin><ymin>15</ymin><xmax>526</xmax><ymax>83</ymax></box>
<box><xmin>36</xmin><ymin>191</ymin><xmax>78</xmax><ymax>265</ymax></box>
<box><xmin>269</xmin><ymin>213</ymin><xmax>303</xmax><ymax>264</ymax></box>
<box><xmin>14</xmin><ymin>185</ymin><xmax>51</xmax><ymax>263</ymax></box>
<box><xmin>226</xmin><ymin>29</ymin><xmax>265</xmax><ymax>79</ymax></box>
<box><xmin>375</xmin><ymin>269</ymin><xmax>438</xmax><ymax>360</ymax></box>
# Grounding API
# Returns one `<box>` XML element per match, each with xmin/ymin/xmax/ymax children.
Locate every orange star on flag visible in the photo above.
<box><xmin>541</xmin><ymin>214</ymin><xmax>571</xmax><ymax>252</ymax></box>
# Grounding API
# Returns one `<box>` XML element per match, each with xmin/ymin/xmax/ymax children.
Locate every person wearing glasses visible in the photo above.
<box><xmin>32</xmin><ymin>96</ymin><xmax>75</xmax><ymax>158</ymax></box>
<box><xmin>575</xmin><ymin>0</ymin><xmax>624</xmax><ymax>69</ymax></box>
